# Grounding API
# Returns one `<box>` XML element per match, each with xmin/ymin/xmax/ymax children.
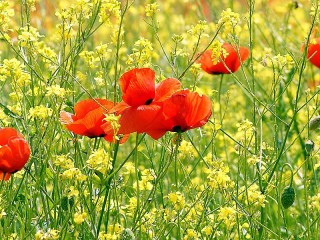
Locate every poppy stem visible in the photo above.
<box><xmin>96</xmin><ymin>139</ymin><xmax>120</xmax><ymax>237</ymax></box>
<box><xmin>173</xmin><ymin>132</ymin><xmax>182</xmax><ymax>188</ymax></box>
<box><xmin>218</xmin><ymin>74</ymin><xmax>224</xmax><ymax>120</ymax></box>
<box><xmin>132</xmin><ymin>133</ymin><xmax>141</xmax><ymax>234</ymax></box>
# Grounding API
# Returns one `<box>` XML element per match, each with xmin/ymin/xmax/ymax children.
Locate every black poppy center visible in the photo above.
<box><xmin>145</xmin><ymin>98</ymin><xmax>153</xmax><ymax>105</ymax></box>
<box><xmin>172</xmin><ymin>125</ymin><xmax>182</xmax><ymax>132</ymax></box>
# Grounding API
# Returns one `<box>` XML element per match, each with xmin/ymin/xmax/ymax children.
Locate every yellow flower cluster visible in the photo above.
<box><xmin>0</xmin><ymin>108</ymin><xmax>10</xmax><ymax>126</ymax></box>
<box><xmin>205</xmin><ymin>159</ymin><xmax>235</xmax><ymax>190</ymax></box>
<box><xmin>61</xmin><ymin>168</ymin><xmax>87</xmax><ymax>182</ymax></box>
<box><xmin>53</xmin><ymin>154</ymin><xmax>74</xmax><ymax>169</ymax></box>
<box><xmin>79</xmin><ymin>50</ymin><xmax>98</xmax><ymax>69</ymax></box>
<box><xmin>187</xmin><ymin>20</ymin><xmax>209</xmax><ymax>40</ymax></box>
<box><xmin>309</xmin><ymin>193</ymin><xmax>320</xmax><ymax>211</ymax></box>
<box><xmin>35</xmin><ymin>229</ymin><xmax>60</xmax><ymax>240</ymax></box>
<box><xmin>87</xmin><ymin>148</ymin><xmax>112</xmax><ymax>175</ymax></box>
<box><xmin>46</xmin><ymin>85</ymin><xmax>67</xmax><ymax>98</ymax></box>
<box><xmin>35</xmin><ymin>41</ymin><xmax>58</xmax><ymax>67</ymax></box>
<box><xmin>238</xmin><ymin>183</ymin><xmax>266</xmax><ymax>208</ymax></box>
<box><xmin>29</xmin><ymin>105</ymin><xmax>53</xmax><ymax>120</ymax></box>
<box><xmin>217</xmin><ymin>206</ymin><xmax>237</xmax><ymax>229</ymax></box>
<box><xmin>127</xmin><ymin>38</ymin><xmax>157</xmax><ymax>68</ymax></box>
<box><xmin>183</xmin><ymin>228</ymin><xmax>199</xmax><ymax>240</ymax></box>
<box><xmin>218</xmin><ymin>8</ymin><xmax>241</xmax><ymax>36</ymax></box>
<box><xmin>145</xmin><ymin>2</ymin><xmax>160</xmax><ymax>17</ymax></box>
<box><xmin>73</xmin><ymin>211</ymin><xmax>87</xmax><ymax>224</ymax></box>
<box><xmin>99</xmin><ymin>0</ymin><xmax>121</xmax><ymax>25</ymax></box>
<box><xmin>209</xmin><ymin>40</ymin><xmax>228</xmax><ymax>65</ymax></box>
<box><xmin>168</xmin><ymin>191</ymin><xmax>185</xmax><ymax>210</ymax></box>
<box><xmin>235</xmin><ymin>119</ymin><xmax>255</xmax><ymax>145</ymax></box>
<box><xmin>18</xmin><ymin>26</ymin><xmax>43</xmax><ymax>47</ymax></box>
<box><xmin>135</xmin><ymin>168</ymin><xmax>156</xmax><ymax>191</ymax></box>
<box><xmin>178</xmin><ymin>140</ymin><xmax>198</xmax><ymax>159</ymax></box>
<box><xmin>0</xmin><ymin>58</ymin><xmax>31</xmax><ymax>87</ymax></box>
<box><xmin>104</xmin><ymin>113</ymin><xmax>121</xmax><ymax>138</ymax></box>
<box><xmin>0</xmin><ymin>1</ymin><xmax>14</xmax><ymax>32</ymax></box>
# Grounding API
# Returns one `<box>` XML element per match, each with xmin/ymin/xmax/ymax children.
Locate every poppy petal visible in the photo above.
<box><xmin>198</xmin><ymin>43</ymin><xmax>249</xmax><ymax>74</ymax></box>
<box><xmin>184</xmin><ymin>92</ymin><xmax>212</xmax><ymax>128</ymax></box>
<box><xmin>120</xmin><ymin>68</ymin><xmax>156</xmax><ymax>107</ymax></box>
<box><xmin>118</xmin><ymin>105</ymin><xmax>162</xmax><ymax>134</ymax></box>
<box><xmin>7</xmin><ymin>138</ymin><xmax>31</xmax><ymax>171</ymax></box>
<box><xmin>162</xmin><ymin>91</ymin><xmax>212</xmax><ymax>131</ymax></box>
<box><xmin>307</xmin><ymin>38</ymin><xmax>320</xmax><ymax>68</ymax></box>
<box><xmin>74</xmin><ymin>99</ymin><xmax>113</xmax><ymax>118</ymax></box>
<box><xmin>61</xmin><ymin>99</ymin><xmax>114</xmax><ymax>138</ymax></box>
<box><xmin>154</xmin><ymin>78</ymin><xmax>181</xmax><ymax>102</ymax></box>
<box><xmin>0</xmin><ymin>145</ymin><xmax>13</xmax><ymax>172</ymax></box>
<box><xmin>0</xmin><ymin>127</ymin><xmax>22</xmax><ymax>146</ymax></box>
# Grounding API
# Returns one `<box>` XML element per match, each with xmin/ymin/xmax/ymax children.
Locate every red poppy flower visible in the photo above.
<box><xmin>305</xmin><ymin>38</ymin><xmax>320</xmax><ymax>68</ymax></box>
<box><xmin>60</xmin><ymin>98</ymin><xmax>115</xmax><ymax>139</ymax></box>
<box><xmin>198</xmin><ymin>43</ymin><xmax>250</xmax><ymax>74</ymax></box>
<box><xmin>104</xmin><ymin>68</ymin><xmax>181</xmax><ymax>135</ymax></box>
<box><xmin>0</xmin><ymin>127</ymin><xmax>31</xmax><ymax>181</ymax></box>
<box><xmin>145</xmin><ymin>90</ymin><xmax>212</xmax><ymax>139</ymax></box>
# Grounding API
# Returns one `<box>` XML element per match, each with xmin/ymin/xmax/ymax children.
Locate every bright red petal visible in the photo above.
<box><xmin>307</xmin><ymin>38</ymin><xmax>320</xmax><ymax>68</ymax></box>
<box><xmin>162</xmin><ymin>91</ymin><xmax>212</xmax><ymax>131</ymax></box>
<box><xmin>0</xmin><ymin>127</ymin><xmax>22</xmax><ymax>146</ymax></box>
<box><xmin>222</xmin><ymin>43</ymin><xmax>249</xmax><ymax>73</ymax></box>
<box><xmin>184</xmin><ymin>92</ymin><xmax>212</xmax><ymax>128</ymax></box>
<box><xmin>154</xmin><ymin>78</ymin><xmax>181</xmax><ymax>102</ymax></box>
<box><xmin>61</xmin><ymin>99</ymin><xmax>114</xmax><ymax>138</ymax></box>
<box><xmin>120</xmin><ymin>68</ymin><xmax>156</xmax><ymax>107</ymax></box>
<box><xmin>0</xmin><ymin>145</ymin><xmax>14</xmax><ymax>172</ymax></box>
<box><xmin>199</xmin><ymin>43</ymin><xmax>249</xmax><ymax>74</ymax></box>
<box><xmin>118</xmin><ymin>105</ymin><xmax>162</xmax><ymax>134</ymax></box>
<box><xmin>7</xmin><ymin>138</ymin><xmax>31</xmax><ymax>171</ymax></box>
<box><xmin>65</xmin><ymin>107</ymin><xmax>106</xmax><ymax>137</ymax></box>
<box><xmin>74</xmin><ymin>99</ymin><xmax>113</xmax><ymax>119</ymax></box>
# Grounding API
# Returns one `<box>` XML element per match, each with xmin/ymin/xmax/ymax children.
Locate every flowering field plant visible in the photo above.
<box><xmin>0</xmin><ymin>0</ymin><xmax>320</xmax><ymax>239</ymax></box>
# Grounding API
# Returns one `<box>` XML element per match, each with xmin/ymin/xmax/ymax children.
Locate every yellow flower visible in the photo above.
<box><xmin>29</xmin><ymin>105</ymin><xmax>53</xmax><ymax>120</ymax></box>
<box><xmin>168</xmin><ymin>192</ymin><xmax>185</xmax><ymax>211</ymax></box>
<box><xmin>145</xmin><ymin>2</ymin><xmax>160</xmax><ymax>17</ymax></box>
<box><xmin>0</xmin><ymin>1</ymin><xmax>14</xmax><ymax>32</ymax></box>
<box><xmin>183</xmin><ymin>229</ymin><xmax>199</xmax><ymax>240</ymax></box>
<box><xmin>18</xmin><ymin>26</ymin><xmax>43</xmax><ymax>47</ymax></box>
<box><xmin>87</xmin><ymin>148</ymin><xmax>113</xmax><ymax>175</ymax></box>
<box><xmin>217</xmin><ymin>206</ymin><xmax>237</xmax><ymax>229</ymax></box>
<box><xmin>35</xmin><ymin>229</ymin><xmax>60</xmax><ymax>240</ymax></box>
<box><xmin>74</xmin><ymin>212</ymin><xmax>87</xmax><ymax>224</ymax></box>
<box><xmin>61</xmin><ymin>168</ymin><xmax>87</xmax><ymax>182</ymax></box>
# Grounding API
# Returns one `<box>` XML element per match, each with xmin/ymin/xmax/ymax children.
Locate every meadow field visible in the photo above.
<box><xmin>0</xmin><ymin>0</ymin><xmax>320</xmax><ymax>239</ymax></box>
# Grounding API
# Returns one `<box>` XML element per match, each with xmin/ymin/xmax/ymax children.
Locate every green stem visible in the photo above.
<box><xmin>96</xmin><ymin>140</ymin><xmax>120</xmax><ymax>237</ymax></box>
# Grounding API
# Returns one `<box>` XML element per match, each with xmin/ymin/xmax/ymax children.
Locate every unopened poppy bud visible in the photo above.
<box><xmin>305</xmin><ymin>140</ymin><xmax>314</xmax><ymax>155</ymax></box>
<box><xmin>309</xmin><ymin>116</ymin><xmax>320</xmax><ymax>130</ymax></box>
<box><xmin>281</xmin><ymin>186</ymin><xmax>295</xmax><ymax>209</ymax></box>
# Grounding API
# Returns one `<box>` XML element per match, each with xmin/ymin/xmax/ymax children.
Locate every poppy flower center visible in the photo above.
<box><xmin>145</xmin><ymin>98</ymin><xmax>153</xmax><ymax>105</ymax></box>
<box><xmin>172</xmin><ymin>125</ymin><xmax>183</xmax><ymax>132</ymax></box>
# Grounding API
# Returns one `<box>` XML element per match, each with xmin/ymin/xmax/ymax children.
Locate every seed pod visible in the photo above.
<box><xmin>281</xmin><ymin>186</ymin><xmax>295</xmax><ymax>209</ymax></box>
<box><xmin>120</xmin><ymin>228</ymin><xmax>135</xmax><ymax>240</ymax></box>
<box><xmin>309</xmin><ymin>116</ymin><xmax>320</xmax><ymax>131</ymax></box>
<box><xmin>305</xmin><ymin>140</ymin><xmax>314</xmax><ymax>156</ymax></box>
